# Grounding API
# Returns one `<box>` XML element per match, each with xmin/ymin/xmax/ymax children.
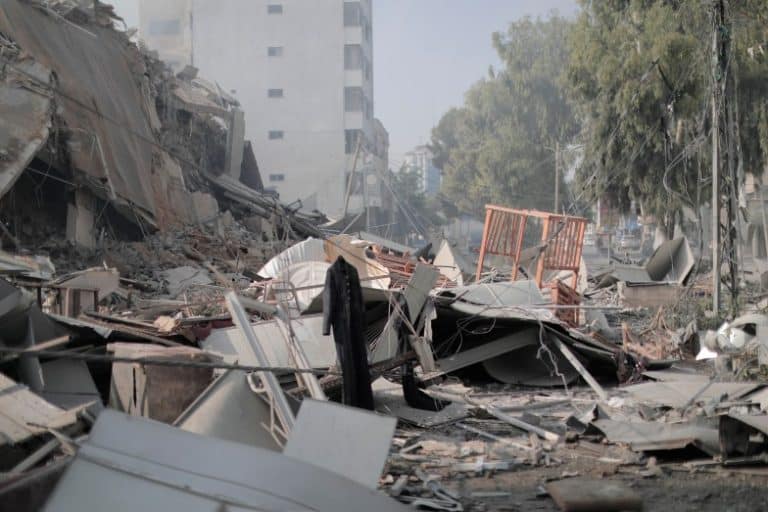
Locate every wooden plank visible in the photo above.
<box><xmin>0</xmin><ymin>335</ymin><xmax>70</xmax><ymax>362</ymax></box>
<box><xmin>484</xmin><ymin>405</ymin><xmax>560</xmax><ymax>443</ymax></box>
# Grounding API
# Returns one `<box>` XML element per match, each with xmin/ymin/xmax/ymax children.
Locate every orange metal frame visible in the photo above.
<box><xmin>475</xmin><ymin>205</ymin><xmax>587</xmax><ymax>289</ymax></box>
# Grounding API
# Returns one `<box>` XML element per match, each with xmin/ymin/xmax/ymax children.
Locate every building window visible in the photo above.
<box><xmin>268</xmin><ymin>88</ymin><xmax>284</xmax><ymax>98</ymax></box>
<box><xmin>344</xmin><ymin>44</ymin><xmax>363</xmax><ymax>70</ymax></box>
<box><xmin>344</xmin><ymin>87</ymin><xmax>364</xmax><ymax>112</ymax></box>
<box><xmin>148</xmin><ymin>19</ymin><xmax>180</xmax><ymax>35</ymax></box>
<box><xmin>343</xmin><ymin>2</ymin><xmax>361</xmax><ymax>26</ymax></box>
<box><xmin>267</xmin><ymin>46</ymin><xmax>284</xmax><ymax>57</ymax></box>
<box><xmin>269</xmin><ymin>174</ymin><xmax>285</xmax><ymax>182</ymax></box>
<box><xmin>267</xmin><ymin>4</ymin><xmax>283</xmax><ymax>14</ymax></box>
<box><xmin>268</xmin><ymin>130</ymin><xmax>284</xmax><ymax>140</ymax></box>
<box><xmin>345</xmin><ymin>129</ymin><xmax>363</xmax><ymax>154</ymax></box>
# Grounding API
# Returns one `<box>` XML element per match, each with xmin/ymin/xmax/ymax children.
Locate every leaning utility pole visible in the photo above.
<box><xmin>711</xmin><ymin>0</ymin><xmax>739</xmax><ymax>315</ymax></box>
<box><xmin>342</xmin><ymin>133</ymin><xmax>363</xmax><ymax>219</ymax></box>
<box><xmin>363</xmin><ymin>160</ymin><xmax>371</xmax><ymax>232</ymax></box>
<box><xmin>711</xmin><ymin>2</ymin><xmax>721</xmax><ymax>314</ymax></box>
<box><xmin>554</xmin><ymin>141</ymin><xmax>560</xmax><ymax>214</ymax></box>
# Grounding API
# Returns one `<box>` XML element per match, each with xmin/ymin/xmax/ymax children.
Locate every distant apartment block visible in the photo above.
<box><xmin>403</xmin><ymin>145</ymin><xmax>441</xmax><ymax>197</ymax></box>
<box><xmin>138</xmin><ymin>0</ymin><xmax>388</xmax><ymax>218</ymax></box>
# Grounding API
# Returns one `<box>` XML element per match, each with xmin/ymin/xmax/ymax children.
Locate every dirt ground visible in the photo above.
<box><xmin>456</xmin><ymin>458</ymin><xmax>768</xmax><ymax>511</ymax></box>
<box><xmin>381</xmin><ymin>381</ymin><xmax>768</xmax><ymax>512</ymax></box>
<box><xmin>387</xmin><ymin>450</ymin><xmax>768</xmax><ymax>511</ymax></box>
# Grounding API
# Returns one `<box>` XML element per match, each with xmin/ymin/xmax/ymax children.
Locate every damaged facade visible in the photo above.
<box><xmin>0</xmin><ymin>0</ymin><xmax>321</xmax><ymax>256</ymax></box>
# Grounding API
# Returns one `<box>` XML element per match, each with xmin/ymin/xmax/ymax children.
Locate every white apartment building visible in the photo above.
<box><xmin>403</xmin><ymin>145</ymin><xmax>441</xmax><ymax>197</ymax></box>
<box><xmin>138</xmin><ymin>0</ymin><xmax>387</xmax><ymax>218</ymax></box>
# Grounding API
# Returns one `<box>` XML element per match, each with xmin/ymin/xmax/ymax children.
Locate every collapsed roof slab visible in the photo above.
<box><xmin>0</xmin><ymin>0</ymin><xmax>160</xmax><ymax>222</ymax></box>
<box><xmin>0</xmin><ymin>49</ymin><xmax>52</xmax><ymax>198</ymax></box>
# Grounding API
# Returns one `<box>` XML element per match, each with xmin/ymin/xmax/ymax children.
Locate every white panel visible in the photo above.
<box><xmin>284</xmin><ymin>399</ymin><xmax>396</xmax><ymax>489</ymax></box>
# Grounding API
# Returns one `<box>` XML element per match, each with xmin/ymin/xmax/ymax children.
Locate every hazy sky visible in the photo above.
<box><xmin>108</xmin><ymin>0</ymin><xmax>578</xmax><ymax>167</ymax></box>
<box><xmin>373</xmin><ymin>0</ymin><xmax>578</xmax><ymax>168</ymax></box>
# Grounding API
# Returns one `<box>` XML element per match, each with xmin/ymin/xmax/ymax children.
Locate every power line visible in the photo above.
<box><xmin>0</xmin><ymin>346</ymin><xmax>341</xmax><ymax>376</ymax></box>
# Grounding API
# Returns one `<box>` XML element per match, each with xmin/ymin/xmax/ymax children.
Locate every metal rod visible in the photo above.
<box><xmin>455</xmin><ymin>422</ymin><xmax>534</xmax><ymax>452</ymax></box>
<box><xmin>484</xmin><ymin>405</ymin><xmax>561</xmax><ymax>443</ymax></box>
<box><xmin>712</xmin><ymin>4</ymin><xmax>721</xmax><ymax>314</ymax></box>
<box><xmin>553</xmin><ymin>338</ymin><xmax>608</xmax><ymax>402</ymax></box>
<box><xmin>225</xmin><ymin>292</ymin><xmax>296</xmax><ymax>431</ymax></box>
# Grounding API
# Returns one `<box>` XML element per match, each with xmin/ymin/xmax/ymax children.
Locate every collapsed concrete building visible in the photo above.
<box><xmin>0</xmin><ymin>0</ymin><xmax>322</xmax><ymax>258</ymax></box>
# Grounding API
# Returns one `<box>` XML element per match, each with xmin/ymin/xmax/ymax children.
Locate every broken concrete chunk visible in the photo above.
<box><xmin>546</xmin><ymin>478</ymin><xmax>642</xmax><ymax>512</ymax></box>
<box><xmin>159</xmin><ymin>266</ymin><xmax>213</xmax><ymax>297</ymax></box>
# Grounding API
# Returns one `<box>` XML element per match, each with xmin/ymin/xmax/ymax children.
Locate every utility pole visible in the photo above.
<box><xmin>342</xmin><ymin>133</ymin><xmax>363</xmax><ymax>218</ymax></box>
<box><xmin>554</xmin><ymin>141</ymin><xmax>560</xmax><ymax>214</ymax></box>
<box><xmin>363</xmin><ymin>161</ymin><xmax>370</xmax><ymax>232</ymax></box>
<box><xmin>711</xmin><ymin>6</ymin><xmax>721</xmax><ymax>314</ymax></box>
<box><xmin>711</xmin><ymin>0</ymin><xmax>740</xmax><ymax>315</ymax></box>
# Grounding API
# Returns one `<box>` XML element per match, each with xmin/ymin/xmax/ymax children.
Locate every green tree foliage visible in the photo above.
<box><xmin>731</xmin><ymin>2</ymin><xmax>768</xmax><ymax>178</ymax></box>
<box><xmin>569</xmin><ymin>1</ymin><xmax>712</xmax><ymax>227</ymax></box>
<box><xmin>431</xmin><ymin>14</ymin><xmax>577</xmax><ymax>216</ymax></box>
<box><xmin>568</xmin><ymin>0</ymin><xmax>768</xmax><ymax>230</ymax></box>
<box><xmin>433</xmin><ymin>3</ymin><xmax>768</xmax><ymax>225</ymax></box>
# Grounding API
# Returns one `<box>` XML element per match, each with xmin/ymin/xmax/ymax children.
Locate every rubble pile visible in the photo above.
<box><xmin>1</xmin><ymin>1</ymin><xmax>768</xmax><ymax>512</ymax></box>
<box><xmin>1</xmin><ymin>188</ymin><xmax>766</xmax><ymax>510</ymax></box>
